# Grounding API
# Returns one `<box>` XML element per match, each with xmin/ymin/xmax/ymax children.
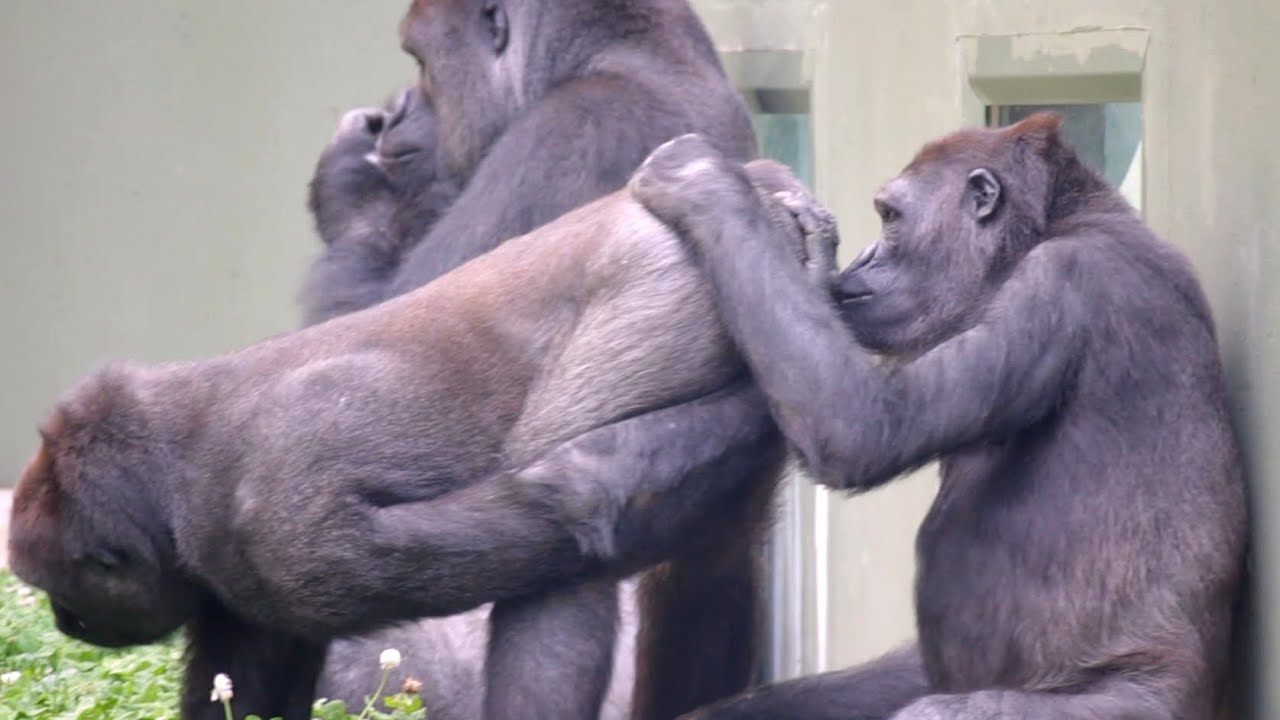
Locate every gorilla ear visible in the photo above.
<box><xmin>966</xmin><ymin>168</ymin><xmax>1002</xmax><ymax>222</ymax></box>
<box><xmin>482</xmin><ymin>0</ymin><xmax>509</xmax><ymax>54</ymax></box>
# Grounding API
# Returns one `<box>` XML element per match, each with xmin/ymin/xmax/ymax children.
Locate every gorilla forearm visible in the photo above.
<box><xmin>300</xmin><ymin>228</ymin><xmax>404</xmax><ymax>326</ymax></box>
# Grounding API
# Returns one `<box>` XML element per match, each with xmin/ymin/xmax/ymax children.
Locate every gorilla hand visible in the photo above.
<box><xmin>744</xmin><ymin>159</ymin><xmax>840</xmax><ymax>290</ymax></box>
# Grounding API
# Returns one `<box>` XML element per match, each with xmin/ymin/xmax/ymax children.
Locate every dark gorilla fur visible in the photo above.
<box><xmin>307</xmin><ymin>89</ymin><xmax>643</xmax><ymax>720</ymax></box>
<box><xmin>299</xmin><ymin>1</ymin><xmax>769</xmax><ymax>719</ymax></box>
<box><xmin>7</xmin><ymin>160</ymin><xmax>826</xmax><ymax>720</ymax></box>
<box><xmin>631</xmin><ymin>118</ymin><xmax>1247</xmax><ymax>720</ymax></box>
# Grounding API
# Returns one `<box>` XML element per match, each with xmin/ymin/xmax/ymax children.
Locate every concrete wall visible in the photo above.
<box><xmin>0</xmin><ymin>1</ymin><xmax>410</xmax><ymax>486</ymax></box>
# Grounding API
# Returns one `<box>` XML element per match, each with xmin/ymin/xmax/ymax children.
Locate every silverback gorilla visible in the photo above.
<box><xmin>301</xmin><ymin>1</ymin><xmax>768</xmax><ymax>718</ymax></box>
<box><xmin>630</xmin><ymin>118</ymin><xmax>1247</xmax><ymax>719</ymax></box>
<box><xmin>7</xmin><ymin>161</ymin><xmax>824</xmax><ymax>720</ymax></box>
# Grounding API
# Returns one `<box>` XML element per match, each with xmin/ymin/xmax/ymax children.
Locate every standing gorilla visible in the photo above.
<box><xmin>9</xmin><ymin>159</ymin><xmax>824</xmax><ymax>720</ymax></box>
<box><xmin>300</xmin><ymin>1</ymin><xmax>769</xmax><ymax>719</ymax></box>
<box><xmin>632</xmin><ymin>118</ymin><xmax>1247</xmax><ymax>719</ymax></box>
<box><xmin>309</xmin><ymin>88</ymin><xmax>646</xmax><ymax>720</ymax></box>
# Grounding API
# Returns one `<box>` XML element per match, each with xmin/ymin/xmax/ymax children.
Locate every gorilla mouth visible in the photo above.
<box><xmin>50</xmin><ymin>602</ymin><xmax>155</xmax><ymax>648</ymax></box>
<box><xmin>835</xmin><ymin>274</ymin><xmax>873</xmax><ymax>305</ymax></box>
<box><xmin>838</xmin><ymin>289</ymin><xmax>873</xmax><ymax>305</ymax></box>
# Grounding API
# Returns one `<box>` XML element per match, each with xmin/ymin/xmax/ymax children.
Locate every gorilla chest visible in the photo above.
<box><xmin>914</xmin><ymin>443</ymin><xmax>1076</xmax><ymax>690</ymax></box>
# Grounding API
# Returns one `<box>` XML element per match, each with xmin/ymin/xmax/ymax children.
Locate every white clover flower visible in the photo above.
<box><xmin>0</xmin><ymin>671</ymin><xmax>20</xmax><ymax>685</ymax></box>
<box><xmin>379</xmin><ymin>648</ymin><xmax>402</xmax><ymax>670</ymax></box>
<box><xmin>15</xmin><ymin>586</ymin><xmax>35</xmax><ymax>607</ymax></box>
<box><xmin>210</xmin><ymin>673</ymin><xmax>234</xmax><ymax>703</ymax></box>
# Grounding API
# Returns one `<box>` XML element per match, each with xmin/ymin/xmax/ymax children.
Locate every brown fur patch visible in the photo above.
<box><xmin>903</xmin><ymin>111</ymin><xmax>1064</xmax><ymax>175</ymax></box>
<box><xmin>1003</xmin><ymin>111</ymin><xmax>1064</xmax><ymax>138</ymax></box>
<box><xmin>12</xmin><ymin>410</ymin><xmax>67</xmax><ymax>532</ymax></box>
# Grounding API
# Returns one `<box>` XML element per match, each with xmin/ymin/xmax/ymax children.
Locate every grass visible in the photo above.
<box><xmin>0</xmin><ymin>570</ymin><xmax>425</xmax><ymax>719</ymax></box>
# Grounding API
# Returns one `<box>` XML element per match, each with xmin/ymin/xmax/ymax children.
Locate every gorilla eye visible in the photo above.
<box><xmin>482</xmin><ymin>1</ymin><xmax>509</xmax><ymax>54</ymax></box>
<box><xmin>77</xmin><ymin>548</ymin><xmax>125</xmax><ymax>572</ymax></box>
<box><xmin>874</xmin><ymin>199</ymin><xmax>900</xmax><ymax>224</ymax></box>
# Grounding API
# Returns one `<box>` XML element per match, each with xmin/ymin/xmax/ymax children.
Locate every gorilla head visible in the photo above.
<box><xmin>398</xmin><ymin>0</ymin><xmax>663</xmax><ymax>175</ymax></box>
<box><xmin>7</xmin><ymin>371</ymin><xmax>201</xmax><ymax>648</ymax></box>
<box><xmin>836</xmin><ymin>114</ymin><xmax>1069</xmax><ymax>356</ymax></box>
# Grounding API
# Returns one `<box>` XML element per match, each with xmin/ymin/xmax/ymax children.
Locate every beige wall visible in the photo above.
<box><xmin>0</xmin><ymin>1</ymin><xmax>411</xmax><ymax>485</ymax></box>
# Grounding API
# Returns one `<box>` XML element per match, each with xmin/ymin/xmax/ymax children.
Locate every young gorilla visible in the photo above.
<box><xmin>632</xmin><ymin>117</ymin><xmax>1247</xmax><ymax>720</ymax></box>
<box><xmin>301</xmin><ymin>1</ymin><xmax>770</xmax><ymax>717</ymax></box>
<box><xmin>7</xmin><ymin>160</ymin><xmax>824</xmax><ymax>720</ymax></box>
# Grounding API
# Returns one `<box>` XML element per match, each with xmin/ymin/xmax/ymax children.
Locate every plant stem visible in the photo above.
<box><xmin>221</xmin><ymin>698</ymin><xmax>234</xmax><ymax>720</ymax></box>
<box><xmin>356</xmin><ymin>668</ymin><xmax>390</xmax><ymax>720</ymax></box>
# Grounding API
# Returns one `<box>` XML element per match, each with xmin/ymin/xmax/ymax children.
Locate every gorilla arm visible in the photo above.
<box><xmin>629</xmin><ymin>136</ymin><xmax>1087</xmax><ymax>492</ymax></box>
<box><xmin>360</xmin><ymin>380</ymin><xmax>777</xmax><ymax>615</ymax></box>
<box><xmin>188</xmin><ymin>382</ymin><xmax>774</xmax><ymax>720</ymax></box>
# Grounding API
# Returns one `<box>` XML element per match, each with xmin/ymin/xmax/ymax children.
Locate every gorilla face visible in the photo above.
<box><xmin>7</xmin><ymin>418</ymin><xmax>201</xmax><ymax>648</ymax></box>
<box><xmin>835</xmin><ymin>158</ymin><xmax>1007</xmax><ymax>357</ymax></box>
<box><xmin>373</xmin><ymin>88</ymin><xmax>442</xmax><ymax>194</ymax></box>
<box><xmin>399</xmin><ymin>0</ymin><xmax>519</xmax><ymax>174</ymax></box>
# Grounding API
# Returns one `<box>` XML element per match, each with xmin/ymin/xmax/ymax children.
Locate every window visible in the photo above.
<box><xmin>959</xmin><ymin>28</ymin><xmax>1149</xmax><ymax>212</ymax></box>
<box><xmin>989</xmin><ymin>102</ymin><xmax>1143</xmax><ymax>210</ymax></box>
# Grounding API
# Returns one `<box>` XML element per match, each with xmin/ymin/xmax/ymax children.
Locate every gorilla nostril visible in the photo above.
<box><xmin>382</xmin><ymin>88</ymin><xmax>416</xmax><ymax>134</ymax></box>
<box><xmin>364</xmin><ymin>112</ymin><xmax>386</xmax><ymax>136</ymax></box>
<box><xmin>851</xmin><ymin>242</ymin><xmax>878</xmax><ymax>271</ymax></box>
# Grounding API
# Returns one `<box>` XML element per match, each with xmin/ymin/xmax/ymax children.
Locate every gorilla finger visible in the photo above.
<box><xmin>745</xmin><ymin>158</ymin><xmax>806</xmax><ymax>197</ymax></box>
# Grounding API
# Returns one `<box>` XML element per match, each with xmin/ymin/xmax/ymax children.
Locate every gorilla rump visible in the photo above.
<box><xmin>301</xmin><ymin>1</ymin><xmax>766</xmax><ymax>717</ymax></box>
<box><xmin>632</xmin><ymin>119</ymin><xmax>1246</xmax><ymax>719</ymax></box>
<box><xmin>6</xmin><ymin>160</ymin><xmax>825</xmax><ymax>720</ymax></box>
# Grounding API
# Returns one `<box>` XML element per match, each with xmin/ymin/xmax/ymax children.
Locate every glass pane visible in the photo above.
<box><xmin>993</xmin><ymin>102</ymin><xmax>1143</xmax><ymax>210</ymax></box>
<box><xmin>753</xmin><ymin>113</ymin><xmax>814</xmax><ymax>187</ymax></box>
<box><xmin>751</xmin><ymin>112</ymin><xmax>819</xmax><ymax>683</ymax></box>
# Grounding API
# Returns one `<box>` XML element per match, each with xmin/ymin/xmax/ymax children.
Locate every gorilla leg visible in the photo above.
<box><xmin>632</xmin><ymin>458</ymin><xmax>781</xmax><ymax>720</ymax></box>
<box><xmin>682</xmin><ymin>646</ymin><xmax>930</xmax><ymax>720</ymax></box>
<box><xmin>891</xmin><ymin>681</ymin><xmax>1182</xmax><ymax>720</ymax></box>
<box><xmin>183</xmin><ymin>601</ymin><xmax>327</xmax><ymax>720</ymax></box>
<box><xmin>354</xmin><ymin>382</ymin><xmax>777</xmax><ymax>614</ymax></box>
<box><xmin>486</xmin><ymin>579</ymin><xmax>619</xmax><ymax>720</ymax></box>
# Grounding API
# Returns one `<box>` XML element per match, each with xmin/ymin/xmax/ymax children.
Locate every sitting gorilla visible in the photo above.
<box><xmin>632</xmin><ymin>123</ymin><xmax>1246</xmax><ymax>719</ymax></box>
<box><xmin>7</xmin><ymin>159</ymin><xmax>827</xmax><ymax>720</ymax></box>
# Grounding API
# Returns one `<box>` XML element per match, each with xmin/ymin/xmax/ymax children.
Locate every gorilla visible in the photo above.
<box><xmin>300</xmin><ymin>1</ymin><xmax>767</xmax><ymax>717</ymax></box>
<box><xmin>630</xmin><ymin>118</ymin><xmax>1247</xmax><ymax>719</ymax></box>
<box><xmin>7</xmin><ymin>159</ymin><xmax>826</xmax><ymax>720</ymax></box>
<box><xmin>307</xmin><ymin>88</ymin><xmax>643</xmax><ymax>720</ymax></box>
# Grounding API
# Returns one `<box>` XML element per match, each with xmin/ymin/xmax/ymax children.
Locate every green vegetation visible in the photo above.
<box><xmin>0</xmin><ymin>570</ymin><xmax>424</xmax><ymax>719</ymax></box>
